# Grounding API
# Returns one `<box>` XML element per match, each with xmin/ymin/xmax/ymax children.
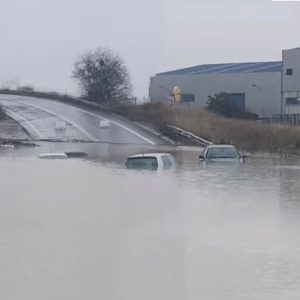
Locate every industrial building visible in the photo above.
<box><xmin>149</xmin><ymin>47</ymin><xmax>300</xmax><ymax>118</ymax></box>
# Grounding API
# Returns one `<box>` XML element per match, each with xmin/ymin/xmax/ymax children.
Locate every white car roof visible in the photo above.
<box><xmin>38</xmin><ymin>153</ymin><xmax>68</xmax><ymax>159</ymax></box>
<box><xmin>128</xmin><ymin>153</ymin><xmax>173</xmax><ymax>159</ymax></box>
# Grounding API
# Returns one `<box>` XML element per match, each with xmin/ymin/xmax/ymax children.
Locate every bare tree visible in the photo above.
<box><xmin>73</xmin><ymin>47</ymin><xmax>132</xmax><ymax>105</ymax></box>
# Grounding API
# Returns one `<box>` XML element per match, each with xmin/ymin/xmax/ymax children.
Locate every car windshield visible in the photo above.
<box><xmin>126</xmin><ymin>157</ymin><xmax>158</xmax><ymax>170</ymax></box>
<box><xmin>206</xmin><ymin>147</ymin><xmax>240</xmax><ymax>159</ymax></box>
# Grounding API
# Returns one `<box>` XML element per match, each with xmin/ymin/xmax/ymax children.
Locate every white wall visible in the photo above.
<box><xmin>282</xmin><ymin>48</ymin><xmax>300</xmax><ymax>114</ymax></box>
<box><xmin>149</xmin><ymin>72</ymin><xmax>281</xmax><ymax>117</ymax></box>
<box><xmin>282</xmin><ymin>48</ymin><xmax>300</xmax><ymax>93</ymax></box>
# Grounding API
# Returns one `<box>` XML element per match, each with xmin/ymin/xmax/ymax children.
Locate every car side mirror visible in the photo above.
<box><xmin>241</xmin><ymin>155</ymin><xmax>247</xmax><ymax>159</ymax></box>
<box><xmin>199</xmin><ymin>154</ymin><xmax>205</xmax><ymax>160</ymax></box>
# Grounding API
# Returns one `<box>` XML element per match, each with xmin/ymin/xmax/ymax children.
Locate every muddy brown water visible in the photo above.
<box><xmin>1</xmin><ymin>143</ymin><xmax>300</xmax><ymax>300</ymax></box>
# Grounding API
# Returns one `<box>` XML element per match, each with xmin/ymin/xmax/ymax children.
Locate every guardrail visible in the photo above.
<box><xmin>167</xmin><ymin>125</ymin><xmax>212</xmax><ymax>146</ymax></box>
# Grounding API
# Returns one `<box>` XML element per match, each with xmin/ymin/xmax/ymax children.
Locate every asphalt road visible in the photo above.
<box><xmin>0</xmin><ymin>95</ymin><xmax>167</xmax><ymax>145</ymax></box>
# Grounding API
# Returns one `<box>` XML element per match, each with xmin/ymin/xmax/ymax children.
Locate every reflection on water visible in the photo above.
<box><xmin>1</xmin><ymin>144</ymin><xmax>300</xmax><ymax>300</ymax></box>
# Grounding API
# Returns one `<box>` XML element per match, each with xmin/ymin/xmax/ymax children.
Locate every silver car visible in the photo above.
<box><xmin>125</xmin><ymin>153</ymin><xmax>176</xmax><ymax>171</ymax></box>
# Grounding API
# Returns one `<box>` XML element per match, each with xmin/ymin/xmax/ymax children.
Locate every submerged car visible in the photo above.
<box><xmin>199</xmin><ymin>144</ymin><xmax>246</xmax><ymax>162</ymax></box>
<box><xmin>38</xmin><ymin>152</ymin><xmax>87</xmax><ymax>159</ymax></box>
<box><xmin>99</xmin><ymin>120</ymin><xmax>111</xmax><ymax>128</ymax></box>
<box><xmin>38</xmin><ymin>153</ymin><xmax>68</xmax><ymax>159</ymax></box>
<box><xmin>55</xmin><ymin>121</ymin><xmax>66</xmax><ymax>131</ymax></box>
<box><xmin>125</xmin><ymin>153</ymin><xmax>175</xmax><ymax>171</ymax></box>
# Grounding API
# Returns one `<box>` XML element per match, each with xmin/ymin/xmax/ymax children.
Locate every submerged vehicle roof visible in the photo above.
<box><xmin>205</xmin><ymin>144</ymin><xmax>236</xmax><ymax>149</ymax></box>
<box><xmin>127</xmin><ymin>153</ymin><xmax>174</xmax><ymax>158</ymax></box>
<box><xmin>38</xmin><ymin>153</ymin><xmax>68</xmax><ymax>159</ymax></box>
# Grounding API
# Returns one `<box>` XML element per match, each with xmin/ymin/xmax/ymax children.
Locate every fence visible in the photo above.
<box><xmin>271</xmin><ymin>114</ymin><xmax>300</xmax><ymax>126</ymax></box>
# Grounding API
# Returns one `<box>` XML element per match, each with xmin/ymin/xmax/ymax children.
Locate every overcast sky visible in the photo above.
<box><xmin>0</xmin><ymin>0</ymin><xmax>299</xmax><ymax>98</ymax></box>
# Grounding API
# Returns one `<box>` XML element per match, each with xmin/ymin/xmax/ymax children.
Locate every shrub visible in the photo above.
<box><xmin>207</xmin><ymin>92</ymin><xmax>258</xmax><ymax>120</ymax></box>
<box><xmin>17</xmin><ymin>85</ymin><xmax>35</xmax><ymax>93</ymax></box>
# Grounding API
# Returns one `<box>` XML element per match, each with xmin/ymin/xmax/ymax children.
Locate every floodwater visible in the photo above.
<box><xmin>1</xmin><ymin>143</ymin><xmax>300</xmax><ymax>300</ymax></box>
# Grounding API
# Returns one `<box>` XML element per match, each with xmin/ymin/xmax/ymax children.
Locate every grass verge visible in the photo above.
<box><xmin>112</xmin><ymin>102</ymin><xmax>300</xmax><ymax>153</ymax></box>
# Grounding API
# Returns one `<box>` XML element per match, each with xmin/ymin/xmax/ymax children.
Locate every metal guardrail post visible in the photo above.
<box><xmin>167</xmin><ymin>125</ymin><xmax>212</xmax><ymax>146</ymax></box>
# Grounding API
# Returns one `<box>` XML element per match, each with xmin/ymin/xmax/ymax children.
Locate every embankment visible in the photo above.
<box><xmin>1</xmin><ymin>89</ymin><xmax>300</xmax><ymax>153</ymax></box>
<box><xmin>112</xmin><ymin>102</ymin><xmax>300</xmax><ymax>154</ymax></box>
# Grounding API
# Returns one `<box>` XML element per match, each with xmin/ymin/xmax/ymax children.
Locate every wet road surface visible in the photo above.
<box><xmin>0</xmin><ymin>117</ymin><xmax>29</xmax><ymax>140</ymax></box>
<box><xmin>0</xmin><ymin>95</ymin><xmax>166</xmax><ymax>145</ymax></box>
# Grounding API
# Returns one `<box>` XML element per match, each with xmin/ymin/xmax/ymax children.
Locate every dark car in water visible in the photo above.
<box><xmin>199</xmin><ymin>144</ymin><xmax>246</xmax><ymax>162</ymax></box>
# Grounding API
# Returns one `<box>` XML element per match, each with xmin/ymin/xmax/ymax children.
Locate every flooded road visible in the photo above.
<box><xmin>1</xmin><ymin>144</ymin><xmax>300</xmax><ymax>300</ymax></box>
<box><xmin>0</xmin><ymin>95</ymin><xmax>166</xmax><ymax>145</ymax></box>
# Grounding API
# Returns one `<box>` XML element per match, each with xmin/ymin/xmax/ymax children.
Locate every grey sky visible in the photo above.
<box><xmin>0</xmin><ymin>0</ymin><xmax>299</xmax><ymax>98</ymax></box>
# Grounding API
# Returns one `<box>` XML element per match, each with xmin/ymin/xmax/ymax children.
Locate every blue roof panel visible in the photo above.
<box><xmin>157</xmin><ymin>61</ymin><xmax>282</xmax><ymax>75</ymax></box>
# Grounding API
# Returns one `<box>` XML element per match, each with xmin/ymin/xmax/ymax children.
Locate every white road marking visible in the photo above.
<box><xmin>31</xmin><ymin>99</ymin><xmax>156</xmax><ymax>145</ymax></box>
<box><xmin>4</xmin><ymin>109</ymin><xmax>43</xmax><ymax>139</ymax></box>
<box><xmin>1</xmin><ymin>95</ymin><xmax>157</xmax><ymax>145</ymax></box>
<box><xmin>15</xmin><ymin>100</ymin><xmax>99</xmax><ymax>142</ymax></box>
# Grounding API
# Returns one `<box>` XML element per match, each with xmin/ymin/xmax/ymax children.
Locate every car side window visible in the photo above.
<box><xmin>162</xmin><ymin>155</ymin><xmax>172</xmax><ymax>170</ymax></box>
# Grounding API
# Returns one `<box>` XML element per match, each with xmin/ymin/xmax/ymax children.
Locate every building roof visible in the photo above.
<box><xmin>285</xmin><ymin>46</ymin><xmax>300</xmax><ymax>51</ymax></box>
<box><xmin>157</xmin><ymin>61</ymin><xmax>282</xmax><ymax>76</ymax></box>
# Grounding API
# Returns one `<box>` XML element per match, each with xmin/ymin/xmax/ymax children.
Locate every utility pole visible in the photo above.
<box><xmin>280</xmin><ymin>49</ymin><xmax>284</xmax><ymax>121</ymax></box>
